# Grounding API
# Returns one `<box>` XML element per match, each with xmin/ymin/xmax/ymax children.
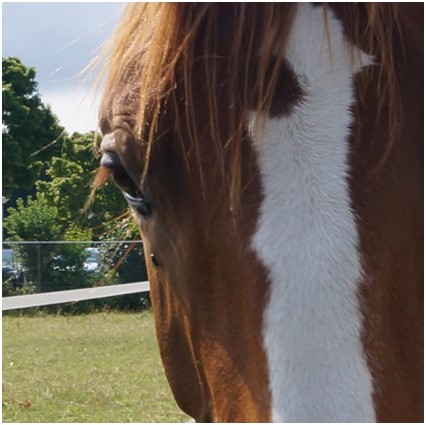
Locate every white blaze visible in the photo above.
<box><xmin>250</xmin><ymin>4</ymin><xmax>375</xmax><ymax>422</ymax></box>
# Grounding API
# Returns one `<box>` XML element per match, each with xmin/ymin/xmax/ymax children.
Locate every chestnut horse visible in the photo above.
<box><xmin>96</xmin><ymin>3</ymin><xmax>423</xmax><ymax>422</ymax></box>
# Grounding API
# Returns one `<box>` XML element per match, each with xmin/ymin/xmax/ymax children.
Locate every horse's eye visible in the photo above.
<box><xmin>100</xmin><ymin>151</ymin><xmax>152</xmax><ymax>218</ymax></box>
<box><xmin>122</xmin><ymin>191</ymin><xmax>152</xmax><ymax>218</ymax></box>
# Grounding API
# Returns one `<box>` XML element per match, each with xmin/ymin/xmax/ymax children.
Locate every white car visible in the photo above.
<box><xmin>83</xmin><ymin>247</ymin><xmax>101</xmax><ymax>272</ymax></box>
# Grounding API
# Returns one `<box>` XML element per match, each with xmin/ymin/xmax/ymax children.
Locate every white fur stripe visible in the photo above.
<box><xmin>249</xmin><ymin>4</ymin><xmax>375</xmax><ymax>422</ymax></box>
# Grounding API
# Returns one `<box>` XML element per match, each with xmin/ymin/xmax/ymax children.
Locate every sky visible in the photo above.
<box><xmin>2</xmin><ymin>2</ymin><xmax>125</xmax><ymax>134</ymax></box>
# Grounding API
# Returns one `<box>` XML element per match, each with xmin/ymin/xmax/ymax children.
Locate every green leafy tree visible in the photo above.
<box><xmin>3</xmin><ymin>195</ymin><xmax>95</xmax><ymax>294</ymax></box>
<box><xmin>2</xmin><ymin>57</ymin><xmax>65</xmax><ymax>196</ymax></box>
<box><xmin>44</xmin><ymin>226</ymin><xmax>93</xmax><ymax>293</ymax></box>
<box><xmin>3</xmin><ymin>195</ymin><xmax>62</xmax><ymax>289</ymax></box>
<box><xmin>36</xmin><ymin>131</ymin><xmax>127</xmax><ymax>229</ymax></box>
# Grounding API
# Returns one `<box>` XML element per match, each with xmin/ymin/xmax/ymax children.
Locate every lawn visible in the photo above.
<box><xmin>2</xmin><ymin>311</ymin><xmax>190</xmax><ymax>423</ymax></box>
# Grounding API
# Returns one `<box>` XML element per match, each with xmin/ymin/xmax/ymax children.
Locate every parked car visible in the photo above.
<box><xmin>2</xmin><ymin>248</ymin><xmax>25</xmax><ymax>288</ymax></box>
<box><xmin>84</xmin><ymin>247</ymin><xmax>100</xmax><ymax>273</ymax></box>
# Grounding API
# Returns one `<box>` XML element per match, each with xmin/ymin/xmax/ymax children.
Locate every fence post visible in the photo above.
<box><xmin>37</xmin><ymin>243</ymin><xmax>42</xmax><ymax>293</ymax></box>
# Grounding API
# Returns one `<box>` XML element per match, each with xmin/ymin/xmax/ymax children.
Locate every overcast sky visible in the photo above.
<box><xmin>2</xmin><ymin>2</ymin><xmax>124</xmax><ymax>133</ymax></box>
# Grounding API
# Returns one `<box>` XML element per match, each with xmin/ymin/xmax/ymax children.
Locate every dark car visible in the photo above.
<box><xmin>2</xmin><ymin>249</ymin><xmax>25</xmax><ymax>288</ymax></box>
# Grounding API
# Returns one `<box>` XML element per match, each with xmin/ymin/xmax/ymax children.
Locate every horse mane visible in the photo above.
<box><xmin>100</xmin><ymin>3</ymin><xmax>401</xmax><ymax>208</ymax></box>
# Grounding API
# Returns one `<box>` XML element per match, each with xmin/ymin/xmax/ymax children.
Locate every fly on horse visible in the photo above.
<box><xmin>96</xmin><ymin>3</ymin><xmax>423</xmax><ymax>422</ymax></box>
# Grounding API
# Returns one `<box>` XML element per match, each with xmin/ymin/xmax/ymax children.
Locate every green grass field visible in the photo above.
<box><xmin>3</xmin><ymin>311</ymin><xmax>190</xmax><ymax>423</ymax></box>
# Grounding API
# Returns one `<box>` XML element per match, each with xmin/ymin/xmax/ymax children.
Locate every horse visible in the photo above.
<box><xmin>95</xmin><ymin>3</ymin><xmax>423</xmax><ymax>422</ymax></box>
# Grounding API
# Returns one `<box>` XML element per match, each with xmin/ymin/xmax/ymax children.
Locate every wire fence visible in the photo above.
<box><xmin>2</xmin><ymin>240</ymin><xmax>149</xmax><ymax>312</ymax></box>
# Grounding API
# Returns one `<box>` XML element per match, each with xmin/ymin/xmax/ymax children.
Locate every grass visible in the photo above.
<box><xmin>2</xmin><ymin>311</ymin><xmax>190</xmax><ymax>423</ymax></box>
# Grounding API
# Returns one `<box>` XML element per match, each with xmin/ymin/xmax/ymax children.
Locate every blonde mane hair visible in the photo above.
<box><xmin>99</xmin><ymin>3</ymin><xmax>401</xmax><ymax>207</ymax></box>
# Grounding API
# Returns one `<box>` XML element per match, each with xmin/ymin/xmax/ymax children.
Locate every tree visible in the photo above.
<box><xmin>2</xmin><ymin>57</ymin><xmax>65</xmax><ymax>197</ymax></box>
<box><xmin>36</xmin><ymin>131</ymin><xmax>128</xmax><ymax>229</ymax></box>
<box><xmin>3</xmin><ymin>195</ymin><xmax>95</xmax><ymax>294</ymax></box>
<box><xmin>3</xmin><ymin>195</ymin><xmax>62</xmax><ymax>289</ymax></box>
<box><xmin>43</xmin><ymin>226</ymin><xmax>93</xmax><ymax>293</ymax></box>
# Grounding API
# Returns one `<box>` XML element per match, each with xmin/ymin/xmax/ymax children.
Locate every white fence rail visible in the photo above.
<box><xmin>4</xmin><ymin>240</ymin><xmax>144</xmax><ymax>245</ymax></box>
<box><xmin>2</xmin><ymin>281</ymin><xmax>150</xmax><ymax>311</ymax></box>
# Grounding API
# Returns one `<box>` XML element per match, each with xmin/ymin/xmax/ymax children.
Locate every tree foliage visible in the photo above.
<box><xmin>2</xmin><ymin>57</ymin><xmax>65</xmax><ymax>196</ymax></box>
<box><xmin>3</xmin><ymin>195</ymin><xmax>62</xmax><ymax>243</ymax></box>
<box><xmin>3</xmin><ymin>196</ymin><xmax>95</xmax><ymax>294</ymax></box>
<box><xmin>43</xmin><ymin>226</ymin><xmax>93</xmax><ymax>293</ymax></box>
<box><xmin>35</xmin><ymin>131</ymin><xmax>127</xmax><ymax>229</ymax></box>
<box><xmin>3</xmin><ymin>195</ymin><xmax>62</xmax><ymax>287</ymax></box>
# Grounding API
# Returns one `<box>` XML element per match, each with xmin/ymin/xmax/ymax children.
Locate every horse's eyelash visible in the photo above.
<box><xmin>123</xmin><ymin>191</ymin><xmax>152</xmax><ymax>218</ymax></box>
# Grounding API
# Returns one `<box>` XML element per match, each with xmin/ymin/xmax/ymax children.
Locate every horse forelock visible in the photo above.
<box><xmin>100</xmin><ymin>3</ymin><xmax>402</xmax><ymax>208</ymax></box>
